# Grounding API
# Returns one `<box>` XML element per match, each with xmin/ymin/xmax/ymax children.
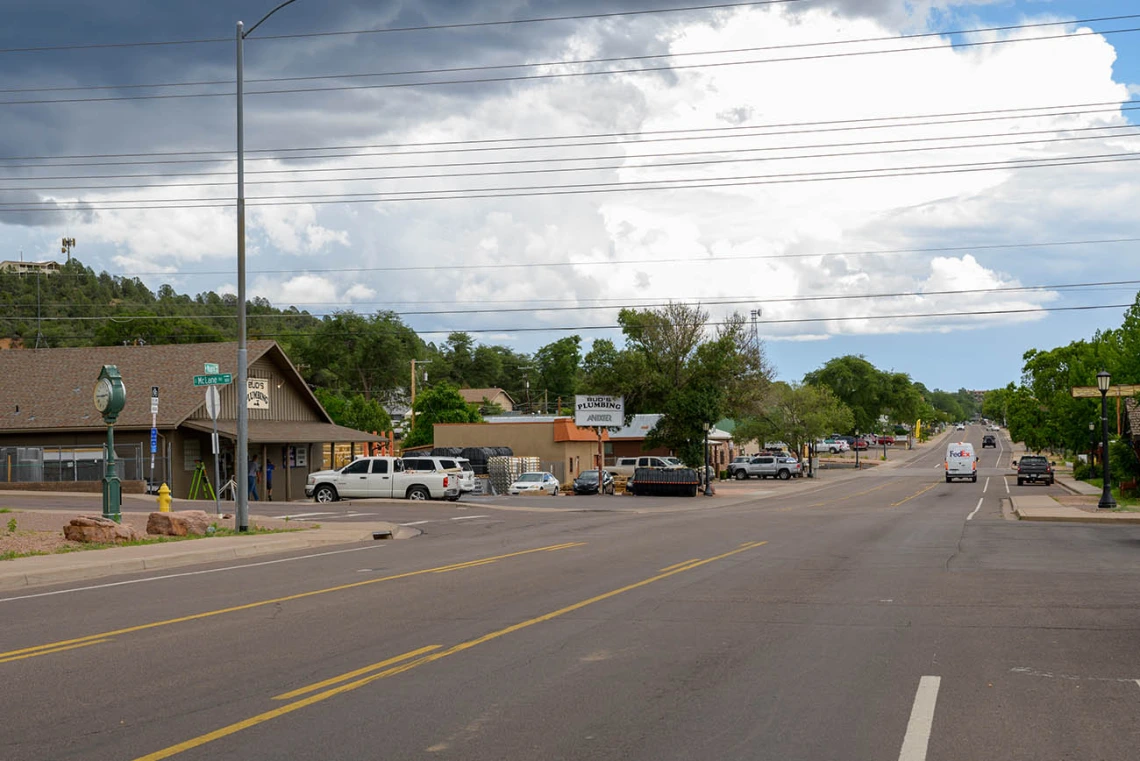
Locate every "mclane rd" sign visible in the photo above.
<box><xmin>574</xmin><ymin>395</ymin><xmax>624</xmax><ymax>427</ymax></box>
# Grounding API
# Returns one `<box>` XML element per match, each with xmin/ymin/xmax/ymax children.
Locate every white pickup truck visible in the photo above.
<box><xmin>305</xmin><ymin>456</ymin><xmax>460</xmax><ymax>502</ymax></box>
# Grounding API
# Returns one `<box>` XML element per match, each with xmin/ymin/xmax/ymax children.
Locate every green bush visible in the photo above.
<box><xmin>1072</xmin><ymin>461</ymin><xmax>1092</xmax><ymax>481</ymax></box>
<box><xmin>1109</xmin><ymin>439</ymin><xmax>1140</xmax><ymax>484</ymax></box>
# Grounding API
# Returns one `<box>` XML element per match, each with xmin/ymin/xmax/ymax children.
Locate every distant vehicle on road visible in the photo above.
<box><xmin>982</xmin><ymin>435</ymin><xmax>996</xmax><ymax>448</ymax></box>
<box><xmin>306</xmin><ymin>456</ymin><xmax>459</xmax><ymax>502</ymax></box>
<box><xmin>955</xmin><ymin>423</ymin><xmax>966</xmax><ymax>431</ymax></box>
<box><xmin>509</xmin><ymin>471</ymin><xmax>560</xmax><ymax>495</ymax></box>
<box><xmin>945</xmin><ymin>442</ymin><xmax>978</xmax><ymax>483</ymax></box>
<box><xmin>1016</xmin><ymin>456</ymin><xmax>1054</xmax><ymax>486</ymax></box>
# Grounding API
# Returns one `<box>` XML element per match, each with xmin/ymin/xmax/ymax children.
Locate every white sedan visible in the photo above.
<box><xmin>508</xmin><ymin>472</ymin><xmax>560</xmax><ymax>496</ymax></box>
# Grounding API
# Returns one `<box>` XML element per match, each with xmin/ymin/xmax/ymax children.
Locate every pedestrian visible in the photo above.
<box><xmin>248</xmin><ymin>454</ymin><xmax>260</xmax><ymax>501</ymax></box>
<box><xmin>266</xmin><ymin>459</ymin><xmax>275</xmax><ymax>501</ymax></box>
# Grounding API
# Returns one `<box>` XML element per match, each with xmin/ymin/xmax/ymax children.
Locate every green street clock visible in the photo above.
<box><xmin>94</xmin><ymin>364</ymin><xmax>126</xmax><ymax>424</ymax></box>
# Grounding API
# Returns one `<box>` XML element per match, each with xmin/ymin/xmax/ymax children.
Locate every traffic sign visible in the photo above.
<box><xmin>204</xmin><ymin>362</ymin><xmax>219</xmax><ymax>374</ymax></box>
<box><xmin>193</xmin><ymin>373</ymin><xmax>232</xmax><ymax>387</ymax></box>
<box><xmin>150</xmin><ymin>385</ymin><xmax>159</xmax><ymax>414</ymax></box>
<box><xmin>150</xmin><ymin>427</ymin><xmax>158</xmax><ymax>454</ymax></box>
<box><xmin>205</xmin><ymin>385</ymin><xmax>220</xmax><ymax>420</ymax></box>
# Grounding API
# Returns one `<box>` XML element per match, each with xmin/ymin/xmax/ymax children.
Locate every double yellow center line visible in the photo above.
<box><xmin>134</xmin><ymin>540</ymin><xmax>768</xmax><ymax>761</ymax></box>
<box><xmin>0</xmin><ymin>542</ymin><xmax>584</xmax><ymax>665</ymax></box>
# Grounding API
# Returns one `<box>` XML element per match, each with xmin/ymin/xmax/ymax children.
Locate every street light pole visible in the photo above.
<box><xmin>1097</xmin><ymin>370</ymin><xmax>1117</xmax><ymax>509</ymax></box>
<box><xmin>234</xmin><ymin>0</ymin><xmax>300</xmax><ymax>533</ymax></box>
<box><xmin>704</xmin><ymin>423</ymin><xmax>713</xmax><ymax>496</ymax></box>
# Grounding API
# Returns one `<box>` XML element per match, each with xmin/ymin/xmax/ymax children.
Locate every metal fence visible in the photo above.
<box><xmin>1</xmin><ymin>445</ymin><xmax>170</xmax><ymax>490</ymax></box>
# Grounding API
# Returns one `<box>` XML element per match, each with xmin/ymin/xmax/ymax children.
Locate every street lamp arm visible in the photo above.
<box><xmin>244</xmin><ymin>0</ymin><xmax>300</xmax><ymax>38</ymax></box>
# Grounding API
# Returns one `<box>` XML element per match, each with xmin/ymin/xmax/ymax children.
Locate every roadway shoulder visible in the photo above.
<box><xmin>1010</xmin><ymin>495</ymin><xmax>1140</xmax><ymax>524</ymax></box>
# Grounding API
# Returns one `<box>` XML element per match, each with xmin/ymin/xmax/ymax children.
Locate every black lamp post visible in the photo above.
<box><xmin>1097</xmin><ymin>370</ymin><xmax>1117</xmax><ymax>509</ymax></box>
<box><xmin>703</xmin><ymin>423</ymin><xmax>713</xmax><ymax>496</ymax></box>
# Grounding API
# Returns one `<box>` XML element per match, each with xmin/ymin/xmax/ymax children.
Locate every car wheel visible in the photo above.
<box><xmin>407</xmin><ymin>486</ymin><xmax>430</xmax><ymax>501</ymax></box>
<box><xmin>1017</xmin><ymin>478</ymin><xmax>1024</xmax><ymax>486</ymax></box>
<box><xmin>734</xmin><ymin>470</ymin><xmax>747</xmax><ymax>480</ymax></box>
<box><xmin>971</xmin><ymin>476</ymin><xmax>977</xmax><ymax>483</ymax></box>
<box><xmin>778</xmin><ymin>469</ymin><xmax>791</xmax><ymax>480</ymax></box>
<box><xmin>314</xmin><ymin>484</ymin><xmax>337</xmax><ymax>503</ymax></box>
<box><xmin>945</xmin><ymin>476</ymin><xmax>951</xmax><ymax>483</ymax></box>
<box><xmin>829</xmin><ymin>447</ymin><xmax>838</xmax><ymax>454</ymax></box>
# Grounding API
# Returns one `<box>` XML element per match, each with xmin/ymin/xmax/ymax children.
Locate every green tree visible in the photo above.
<box><xmin>534</xmin><ymin>335</ymin><xmax>581</xmax><ymax>401</ymax></box>
<box><xmin>803</xmin><ymin>355</ymin><xmax>886</xmax><ymax>433</ymax></box>
<box><xmin>735</xmin><ymin>383</ymin><xmax>854</xmax><ymax>456</ymax></box>
<box><xmin>315</xmin><ymin>388</ymin><xmax>392</xmax><ymax>433</ymax></box>
<box><xmin>294</xmin><ymin>311</ymin><xmax>422</xmax><ymax>399</ymax></box>
<box><xmin>403</xmin><ymin>383</ymin><xmax>482</xmax><ymax>449</ymax></box>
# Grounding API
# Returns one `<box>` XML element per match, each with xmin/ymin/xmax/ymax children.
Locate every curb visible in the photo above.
<box><xmin>0</xmin><ymin>524</ymin><xmax>414</xmax><ymax>592</ymax></box>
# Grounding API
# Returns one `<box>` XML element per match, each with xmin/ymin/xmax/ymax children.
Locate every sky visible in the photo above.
<box><xmin>3</xmin><ymin>0</ymin><xmax>1140</xmax><ymax>392</ymax></box>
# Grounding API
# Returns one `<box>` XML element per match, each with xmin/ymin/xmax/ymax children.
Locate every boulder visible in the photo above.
<box><xmin>146</xmin><ymin>510</ymin><xmax>211</xmax><ymax>537</ymax></box>
<box><xmin>63</xmin><ymin>515</ymin><xmax>140</xmax><ymax>544</ymax></box>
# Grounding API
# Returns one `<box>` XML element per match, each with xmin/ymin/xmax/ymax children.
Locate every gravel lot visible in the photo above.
<box><xmin>0</xmin><ymin>509</ymin><xmax>317</xmax><ymax>559</ymax></box>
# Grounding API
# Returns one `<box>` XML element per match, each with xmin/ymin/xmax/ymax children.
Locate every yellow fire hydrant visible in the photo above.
<box><xmin>157</xmin><ymin>483</ymin><xmax>172</xmax><ymax>513</ymax></box>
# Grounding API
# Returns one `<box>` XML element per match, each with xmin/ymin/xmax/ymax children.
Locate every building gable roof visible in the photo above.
<box><xmin>0</xmin><ymin>340</ymin><xmax>330</xmax><ymax>432</ymax></box>
<box><xmin>458</xmin><ymin>387</ymin><xmax>516</xmax><ymax>406</ymax></box>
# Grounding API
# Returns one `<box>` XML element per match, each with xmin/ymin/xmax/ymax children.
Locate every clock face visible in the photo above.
<box><xmin>94</xmin><ymin>378</ymin><xmax>113</xmax><ymax>412</ymax></box>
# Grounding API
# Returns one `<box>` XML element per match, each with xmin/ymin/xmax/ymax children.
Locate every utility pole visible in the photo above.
<box><xmin>235</xmin><ymin>0</ymin><xmax>301</xmax><ymax>533</ymax></box>
<box><xmin>410</xmin><ymin>358</ymin><xmax>432</xmax><ymax>407</ymax></box>
<box><xmin>61</xmin><ymin>237</ymin><xmax>76</xmax><ymax>263</ymax></box>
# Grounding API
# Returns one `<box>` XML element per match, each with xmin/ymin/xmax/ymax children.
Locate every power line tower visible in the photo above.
<box><xmin>749</xmin><ymin>307</ymin><xmax>763</xmax><ymax>364</ymax></box>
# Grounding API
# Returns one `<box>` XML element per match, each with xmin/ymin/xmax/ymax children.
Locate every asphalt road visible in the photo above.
<box><xmin>2</xmin><ymin>426</ymin><xmax>1138</xmax><ymax>761</ymax></box>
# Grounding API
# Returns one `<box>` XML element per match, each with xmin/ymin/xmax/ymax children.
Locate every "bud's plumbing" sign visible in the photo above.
<box><xmin>574</xmin><ymin>395</ymin><xmax>624</xmax><ymax>427</ymax></box>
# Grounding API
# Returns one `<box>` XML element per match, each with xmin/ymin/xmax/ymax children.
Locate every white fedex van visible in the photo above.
<box><xmin>945</xmin><ymin>442</ymin><xmax>977</xmax><ymax>483</ymax></box>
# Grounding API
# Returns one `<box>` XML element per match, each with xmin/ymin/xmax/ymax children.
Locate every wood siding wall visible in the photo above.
<box><xmin>187</xmin><ymin>357</ymin><xmax>321</xmax><ymax>423</ymax></box>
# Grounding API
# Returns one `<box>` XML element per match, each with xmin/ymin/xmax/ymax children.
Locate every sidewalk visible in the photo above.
<box><xmin>0</xmin><ymin>520</ymin><xmax>419</xmax><ymax>592</ymax></box>
<box><xmin>1009</xmin><ymin>495</ymin><xmax>1140</xmax><ymax>524</ymax></box>
<box><xmin>1055</xmin><ymin>475</ymin><xmax>1103</xmax><ymax>496</ymax></box>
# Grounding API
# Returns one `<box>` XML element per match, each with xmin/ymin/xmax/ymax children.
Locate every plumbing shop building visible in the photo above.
<box><xmin>0</xmin><ymin>341</ymin><xmax>382</xmax><ymax>500</ymax></box>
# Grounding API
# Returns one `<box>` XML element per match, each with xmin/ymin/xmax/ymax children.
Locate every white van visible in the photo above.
<box><xmin>945</xmin><ymin>442</ymin><xmax>977</xmax><ymax>483</ymax></box>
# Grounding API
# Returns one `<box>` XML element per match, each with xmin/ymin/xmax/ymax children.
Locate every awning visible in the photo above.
<box><xmin>182</xmin><ymin>420</ymin><xmax>386</xmax><ymax>443</ymax></box>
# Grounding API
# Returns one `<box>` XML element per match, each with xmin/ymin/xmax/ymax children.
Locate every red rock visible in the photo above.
<box><xmin>63</xmin><ymin>518</ymin><xmax>140</xmax><ymax>544</ymax></box>
<box><xmin>146</xmin><ymin>510</ymin><xmax>211</xmax><ymax>537</ymax></box>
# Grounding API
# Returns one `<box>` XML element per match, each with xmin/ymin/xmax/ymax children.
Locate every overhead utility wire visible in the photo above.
<box><xmin>3</xmin><ymin>98</ymin><xmax>1132</xmax><ymax>165</ymax></box>
<box><xmin>23</xmin><ymin>237</ymin><xmax>1140</xmax><ymax>280</ymax></box>
<box><xmin>9</xmin><ymin>121</ymin><xmax>1140</xmax><ymax>183</ymax></box>
<box><xmin>0</xmin><ymin>2</ymin><xmax>802</xmax><ymax>54</ymax></box>
<box><xmin>12</xmin><ymin>279</ymin><xmax>1140</xmax><ymax>321</ymax></box>
<box><xmin>8</xmin><ymin>13</ymin><xmax>1137</xmax><ymax>95</ymax></box>
<box><xmin>9</xmin><ymin>127</ymin><xmax>1140</xmax><ymax>193</ymax></box>
<box><xmin>4</xmin><ymin>26</ymin><xmax>1138</xmax><ymax>106</ymax></box>
<box><xmin>12</xmin><ymin>304</ymin><xmax>1134</xmax><ymax>338</ymax></box>
<box><xmin>6</xmin><ymin>152</ymin><xmax>1140</xmax><ymax>212</ymax></box>
<box><xmin>6</xmin><ymin>149</ymin><xmax>1140</xmax><ymax>209</ymax></box>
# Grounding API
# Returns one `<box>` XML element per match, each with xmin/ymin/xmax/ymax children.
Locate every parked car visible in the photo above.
<box><xmin>508</xmin><ymin>471</ymin><xmax>560</xmax><ymax>495</ymax></box>
<box><xmin>981</xmin><ymin>435</ymin><xmax>996</xmax><ymax>449</ymax></box>
<box><xmin>306</xmin><ymin>456</ymin><xmax>460</xmax><ymax>502</ymax></box>
<box><xmin>850</xmin><ymin>437</ymin><xmax>871</xmax><ymax>451</ymax></box>
<box><xmin>572</xmin><ymin>469</ymin><xmax>615</xmax><ymax>495</ymax></box>
<box><xmin>402</xmin><ymin>455</ymin><xmax>475</xmax><ymax>493</ymax></box>
<box><xmin>816</xmin><ymin>438</ymin><xmax>849</xmax><ymax>454</ymax></box>
<box><xmin>1016</xmin><ymin>455</ymin><xmax>1054</xmax><ymax>486</ymax></box>
<box><xmin>729</xmin><ymin>455</ymin><xmax>802</xmax><ymax>480</ymax></box>
<box><xmin>874</xmin><ymin>435</ymin><xmax>896</xmax><ymax>446</ymax></box>
<box><xmin>609</xmin><ymin>455</ymin><xmax>684</xmax><ymax>478</ymax></box>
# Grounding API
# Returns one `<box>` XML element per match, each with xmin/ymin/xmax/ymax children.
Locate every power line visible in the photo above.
<box><xmin>6</xmin><ymin>149</ymin><xmax>1140</xmax><ymax>211</ymax></box>
<box><xmin>0</xmin><ymin>2</ymin><xmax>802</xmax><ymax>54</ymax></box>
<box><xmin>8</xmin><ymin>13</ymin><xmax>1137</xmax><ymax>95</ymax></box>
<box><xmin>13</xmin><ymin>303</ymin><xmax>1135</xmax><ymax>339</ymax></box>
<box><xmin>3</xmin><ymin>98</ymin><xmax>1133</xmax><ymax>165</ymax></box>
<box><xmin>13</xmin><ymin>237</ymin><xmax>1140</xmax><ymax>280</ymax></box>
<box><xmin>4</xmin><ymin>25</ymin><xmax>1138</xmax><ymax>106</ymax></box>
<box><xmin>8</xmin><ymin>126</ymin><xmax>1140</xmax><ymax>193</ymax></box>
<box><xmin>8</xmin><ymin>279</ymin><xmax>1140</xmax><ymax>321</ymax></box>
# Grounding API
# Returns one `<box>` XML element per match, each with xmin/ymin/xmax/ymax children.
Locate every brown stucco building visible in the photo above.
<box><xmin>432</xmin><ymin>416</ymin><xmax>608</xmax><ymax>481</ymax></box>
<box><xmin>0</xmin><ymin>341</ymin><xmax>381</xmax><ymax>501</ymax></box>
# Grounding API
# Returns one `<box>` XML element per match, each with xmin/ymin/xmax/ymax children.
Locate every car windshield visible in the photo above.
<box><xmin>517</xmin><ymin>473</ymin><xmax>544</xmax><ymax>482</ymax></box>
<box><xmin>577</xmin><ymin>471</ymin><xmax>600</xmax><ymax>482</ymax></box>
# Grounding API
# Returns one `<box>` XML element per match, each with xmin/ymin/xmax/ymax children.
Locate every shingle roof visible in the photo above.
<box><xmin>0</xmin><ymin>341</ymin><xmax>325</xmax><ymax>431</ymax></box>
<box><xmin>458</xmin><ymin>387</ymin><xmax>517</xmax><ymax>405</ymax></box>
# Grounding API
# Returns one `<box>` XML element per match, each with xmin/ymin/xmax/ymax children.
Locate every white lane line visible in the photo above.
<box><xmin>0</xmin><ymin>545</ymin><xmax>385</xmax><ymax>603</ymax></box>
<box><xmin>1004</xmin><ymin>476</ymin><xmax>1011</xmax><ymax>494</ymax></box>
<box><xmin>279</xmin><ymin>512</ymin><xmax>334</xmax><ymax>520</ymax></box>
<box><xmin>399</xmin><ymin>520</ymin><xmax>435</xmax><ymax>526</ymax></box>
<box><xmin>450</xmin><ymin>515</ymin><xmax>489</xmax><ymax>521</ymax></box>
<box><xmin>898</xmin><ymin>675</ymin><xmax>941</xmax><ymax>761</ymax></box>
<box><xmin>982</xmin><ymin>477</ymin><xmax>990</xmax><ymax>493</ymax></box>
<box><xmin>967</xmin><ymin>498</ymin><xmax>984</xmax><ymax>521</ymax></box>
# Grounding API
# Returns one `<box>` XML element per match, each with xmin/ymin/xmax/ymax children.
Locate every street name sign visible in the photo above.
<box><xmin>204</xmin><ymin>363</ymin><xmax>219</xmax><ymax>374</ymax></box>
<box><xmin>574</xmin><ymin>395</ymin><xmax>624</xmax><ymax>427</ymax></box>
<box><xmin>1071</xmin><ymin>384</ymin><xmax>1140</xmax><ymax>398</ymax></box>
<box><xmin>194</xmin><ymin>373</ymin><xmax>232</xmax><ymax>387</ymax></box>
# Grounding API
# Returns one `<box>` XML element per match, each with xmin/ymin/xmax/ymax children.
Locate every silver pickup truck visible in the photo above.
<box><xmin>306</xmin><ymin>456</ymin><xmax>460</xmax><ymax>502</ymax></box>
<box><xmin>729</xmin><ymin>454</ymin><xmax>803</xmax><ymax>481</ymax></box>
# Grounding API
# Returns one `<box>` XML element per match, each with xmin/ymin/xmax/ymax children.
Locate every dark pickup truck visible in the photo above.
<box><xmin>1015</xmin><ymin>455</ymin><xmax>1054</xmax><ymax>486</ymax></box>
